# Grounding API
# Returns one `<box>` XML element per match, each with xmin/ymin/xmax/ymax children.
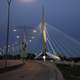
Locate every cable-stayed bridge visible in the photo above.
<box><xmin>2</xmin><ymin>24</ymin><xmax>80</xmax><ymax>58</ymax></box>
<box><xmin>0</xmin><ymin>6</ymin><xmax>80</xmax><ymax>60</ymax></box>
<box><xmin>28</xmin><ymin>23</ymin><xmax>80</xmax><ymax>59</ymax></box>
<box><xmin>28</xmin><ymin>7</ymin><xmax>80</xmax><ymax>59</ymax></box>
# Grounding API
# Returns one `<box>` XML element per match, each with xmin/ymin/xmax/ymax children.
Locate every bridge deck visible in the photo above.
<box><xmin>0</xmin><ymin>60</ymin><xmax>64</xmax><ymax>80</ymax></box>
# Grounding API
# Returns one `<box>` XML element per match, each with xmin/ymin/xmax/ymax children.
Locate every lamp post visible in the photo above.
<box><xmin>5</xmin><ymin>0</ymin><xmax>11</xmax><ymax>68</ymax></box>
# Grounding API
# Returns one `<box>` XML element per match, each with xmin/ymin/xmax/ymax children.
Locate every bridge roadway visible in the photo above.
<box><xmin>0</xmin><ymin>60</ymin><xmax>64</xmax><ymax>80</ymax></box>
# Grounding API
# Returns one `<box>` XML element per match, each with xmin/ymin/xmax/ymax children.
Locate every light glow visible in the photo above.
<box><xmin>29</xmin><ymin>40</ymin><xmax>32</xmax><ymax>43</ymax></box>
<box><xmin>13</xmin><ymin>29</ymin><xmax>17</xmax><ymax>32</ymax></box>
<box><xmin>43</xmin><ymin>55</ymin><xmax>46</xmax><ymax>62</ymax></box>
<box><xmin>16</xmin><ymin>35</ymin><xmax>20</xmax><ymax>39</ymax></box>
<box><xmin>19</xmin><ymin>0</ymin><xmax>36</xmax><ymax>3</ymax></box>
<box><xmin>8</xmin><ymin>45</ymin><xmax>10</xmax><ymax>48</ymax></box>
<box><xmin>33</xmin><ymin>29</ymin><xmax>37</xmax><ymax>33</ymax></box>
<box><xmin>32</xmin><ymin>36</ymin><xmax>35</xmax><ymax>39</ymax></box>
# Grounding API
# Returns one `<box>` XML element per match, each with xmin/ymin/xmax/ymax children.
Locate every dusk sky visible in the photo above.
<box><xmin>0</xmin><ymin>0</ymin><xmax>80</xmax><ymax>40</ymax></box>
<box><xmin>0</xmin><ymin>0</ymin><xmax>80</xmax><ymax>57</ymax></box>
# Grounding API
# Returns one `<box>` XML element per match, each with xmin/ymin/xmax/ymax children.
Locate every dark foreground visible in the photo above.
<box><xmin>0</xmin><ymin>60</ymin><xmax>64</xmax><ymax>80</ymax></box>
<box><xmin>56</xmin><ymin>62</ymin><xmax>80</xmax><ymax>80</ymax></box>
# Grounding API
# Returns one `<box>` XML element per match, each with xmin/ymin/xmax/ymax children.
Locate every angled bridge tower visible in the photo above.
<box><xmin>35</xmin><ymin>6</ymin><xmax>60</xmax><ymax>61</ymax></box>
<box><xmin>41</xmin><ymin>6</ymin><xmax>47</xmax><ymax>56</ymax></box>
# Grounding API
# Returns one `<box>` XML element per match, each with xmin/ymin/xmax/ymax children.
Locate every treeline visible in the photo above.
<box><xmin>59</xmin><ymin>55</ymin><xmax>80</xmax><ymax>62</ymax></box>
<box><xmin>0</xmin><ymin>54</ymin><xmax>21</xmax><ymax>59</ymax></box>
<box><xmin>0</xmin><ymin>53</ymin><xmax>36</xmax><ymax>60</ymax></box>
<box><xmin>65</xmin><ymin>57</ymin><xmax>80</xmax><ymax>62</ymax></box>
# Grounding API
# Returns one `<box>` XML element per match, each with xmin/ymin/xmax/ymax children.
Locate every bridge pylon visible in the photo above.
<box><xmin>35</xmin><ymin>6</ymin><xmax>60</xmax><ymax>61</ymax></box>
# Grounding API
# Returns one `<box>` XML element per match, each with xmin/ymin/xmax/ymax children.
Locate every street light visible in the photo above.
<box><xmin>33</xmin><ymin>29</ymin><xmax>37</xmax><ymax>33</ymax></box>
<box><xmin>32</xmin><ymin>36</ymin><xmax>35</xmax><ymax>39</ymax></box>
<box><xmin>13</xmin><ymin>29</ymin><xmax>17</xmax><ymax>32</ymax></box>
<box><xmin>43</xmin><ymin>55</ymin><xmax>46</xmax><ymax>62</ymax></box>
<box><xmin>16</xmin><ymin>35</ymin><xmax>20</xmax><ymax>39</ymax></box>
<box><xmin>5</xmin><ymin>0</ymin><xmax>11</xmax><ymax>68</ymax></box>
<box><xmin>29</xmin><ymin>40</ymin><xmax>32</xmax><ymax>43</ymax></box>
